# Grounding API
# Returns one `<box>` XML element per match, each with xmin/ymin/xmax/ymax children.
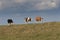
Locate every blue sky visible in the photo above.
<box><xmin>0</xmin><ymin>0</ymin><xmax>60</xmax><ymax>25</ymax></box>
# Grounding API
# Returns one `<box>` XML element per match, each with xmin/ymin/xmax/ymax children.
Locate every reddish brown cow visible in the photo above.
<box><xmin>35</xmin><ymin>16</ymin><xmax>43</xmax><ymax>22</ymax></box>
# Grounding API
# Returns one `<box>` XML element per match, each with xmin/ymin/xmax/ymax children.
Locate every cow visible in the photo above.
<box><xmin>35</xmin><ymin>16</ymin><xmax>43</xmax><ymax>23</ymax></box>
<box><xmin>7</xmin><ymin>19</ymin><xmax>13</xmax><ymax>25</ymax></box>
<box><xmin>24</xmin><ymin>17</ymin><xmax>31</xmax><ymax>23</ymax></box>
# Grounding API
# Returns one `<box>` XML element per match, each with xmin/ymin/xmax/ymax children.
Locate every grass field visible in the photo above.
<box><xmin>0</xmin><ymin>22</ymin><xmax>60</xmax><ymax>40</ymax></box>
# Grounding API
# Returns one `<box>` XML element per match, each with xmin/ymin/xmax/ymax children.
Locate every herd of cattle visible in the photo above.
<box><xmin>7</xmin><ymin>16</ymin><xmax>43</xmax><ymax>25</ymax></box>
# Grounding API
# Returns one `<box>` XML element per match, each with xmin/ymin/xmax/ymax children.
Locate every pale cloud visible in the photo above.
<box><xmin>0</xmin><ymin>1</ymin><xmax>2</xmax><ymax>8</ymax></box>
<box><xmin>0</xmin><ymin>0</ymin><xmax>60</xmax><ymax>10</ymax></box>
<box><xmin>34</xmin><ymin>0</ymin><xmax>59</xmax><ymax>10</ymax></box>
<box><xmin>15</xmin><ymin>0</ymin><xmax>27</xmax><ymax>3</ymax></box>
<box><xmin>48</xmin><ymin>2</ymin><xmax>56</xmax><ymax>8</ymax></box>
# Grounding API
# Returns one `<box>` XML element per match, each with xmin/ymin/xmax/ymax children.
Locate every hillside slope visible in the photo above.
<box><xmin>0</xmin><ymin>22</ymin><xmax>60</xmax><ymax>40</ymax></box>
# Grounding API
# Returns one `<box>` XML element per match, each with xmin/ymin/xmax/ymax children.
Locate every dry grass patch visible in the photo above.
<box><xmin>0</xmin><ymin>22</ymin><xmax>60</xmax><ymax>40</ymax></box>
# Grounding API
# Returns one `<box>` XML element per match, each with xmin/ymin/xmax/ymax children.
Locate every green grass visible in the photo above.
<box><xmin>0</xmin><ymin>22</ymin><xmax>60</xmax><ymax>40</ymax></box>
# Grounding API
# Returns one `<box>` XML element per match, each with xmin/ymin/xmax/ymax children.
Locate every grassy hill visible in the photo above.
<box><xmin>0</xmin><ymin>22</ymin><xmax>60</xmax><ymax>40</ymax></box>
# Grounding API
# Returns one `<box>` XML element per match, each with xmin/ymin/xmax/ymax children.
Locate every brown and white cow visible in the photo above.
<box><xmin>24</xmin><ymin>17</ymin><xmax>31</xmax><ymax>23</ymax></box>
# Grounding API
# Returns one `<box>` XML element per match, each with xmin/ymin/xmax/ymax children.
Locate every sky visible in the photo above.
<box><xmin>0</xmin><ymin>0</ymin><xmax>60</xmax><ymax>25</ymax></box>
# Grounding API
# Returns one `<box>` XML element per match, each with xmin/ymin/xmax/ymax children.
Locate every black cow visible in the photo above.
<box><xmin>7</xmin><ymin>19</ymin><xmax>13</xmax><ymax>24</ymax></box>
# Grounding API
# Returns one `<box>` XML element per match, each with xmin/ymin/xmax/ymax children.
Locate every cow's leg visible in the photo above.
<box><xmin>7</xmin><ymin>23</ymin><xmax>11</xmax><ymax>27</ymax></box>
<box><xmin>41</xmin><ymin>18</ymin><xmax>44</xmax><ymax>23</ymax></box>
